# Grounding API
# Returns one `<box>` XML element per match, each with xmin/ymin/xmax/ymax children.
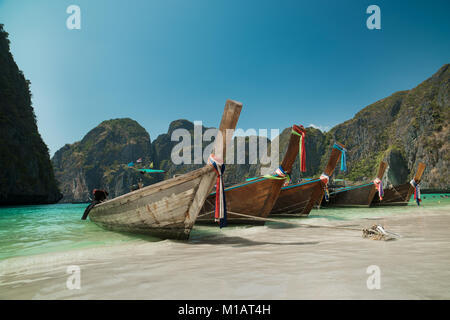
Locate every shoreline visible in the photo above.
<box><xmin>1</xmin><ymin>204</ymin><xmax>449</xmax><ymax>299</ymax></box>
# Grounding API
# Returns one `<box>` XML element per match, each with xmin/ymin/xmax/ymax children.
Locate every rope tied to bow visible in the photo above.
<box><xmin>208</xmin><ymin>154</ymin><xmax>227</xmax><ymax>228</ymax></box>
<box><xmin>410</xmin><ymin>179</ymin><xmax>421</xmax><ymax>206</ymax></box>
<box><xmin>333</xmin><ymin>143</ymin><xmax>347</xmax><ymax>172</ymax></box>
<box><xmin>373</xmin><ymin>177</ymin><xmax>384</xmax><ymax>201</ymax></box>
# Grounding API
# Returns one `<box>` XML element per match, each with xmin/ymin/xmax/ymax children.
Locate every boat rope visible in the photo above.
<box><xmin>320</xmin><ymin>173</ymin><xmax>330</xmax><ymax>201</ymax></box>
<box><xmin>226</xmin><ymin>211</ymin><xmax>363</xmax><ymax>232</ymax></box>
<box><xmin>410</xmin><ymin>179</ymin><xmax>421</xmax><ymax>206</ymax></box>
<box><xmin>197</xmin><ymin>211</ymin><xmax>215</xmax><ymax>218</ymax></box>
<box><xmin>198</xmin><ymin>210</ymin><xmax>400</xmax><ymax>239</ymax></box>
<box><xmin>208</xmin><ymin>154</ymin><xmax>227</xmax><ymax>228</ymax></box>
<box><xmin>373</xmin><ymin>177</ymin><xmax>384</xmax><ymax>201</ymax></box>
<box><xmin>291</xmin><ymin>125</ymin><xmax>306</xmax><ymax>172</ymax></box>
<box><xmin>333</xmin><ymin>143</ymin><xmax>347</xmax><ymax>172</ymax></box>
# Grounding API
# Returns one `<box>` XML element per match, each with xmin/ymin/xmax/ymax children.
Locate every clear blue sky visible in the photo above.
<box><xmin>1</xmin><ymin>0</ymin><xmax>449</xmax><ymax>156</ymax></box>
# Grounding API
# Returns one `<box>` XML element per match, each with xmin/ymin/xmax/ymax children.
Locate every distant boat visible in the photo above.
<box><xmin>87</xmin><ymin>100</ymin><xmax>242</xmax><ymax>240</ymax></box>
<box><xmin>197</xmin><ymin>124</ymin><xmax>304</xmax><ymax>225</ymax></box>
<box><xmin>323</xmin><ymin>161</ymin><xmax>388</xmax><ymax>207</ymax></box>
<box><xmin>270</xmin><ymin>143</ymin><xmax>344</xmax><ymax>216</ymax></box>
<box><xmin>137</xmin><ymin>169</ymin><xmax>165</xmax><ymax>173</ymax></box>
<box><xmin>371</xmin><ymin>162</ymin><xmax>426</xmax><ymax>206</ymax></box>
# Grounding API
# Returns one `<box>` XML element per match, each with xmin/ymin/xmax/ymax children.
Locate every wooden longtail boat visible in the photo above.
<box><xmin>323</xmin><ymin>161</ymin><xmax>388</xmax><ymax>207</ymax></box>
<box><xmin>197</xmin><ymin>125</ymin><xmax>304</xmax><ymax>225</ymax></box>
<box><xmin>269</xmin><ymin>143</ymin><xmax>344</xmax><ymax>216</ymax></box>
<box><xmin>88</xmin><ymin>100</ymin><xmax>242</xmax><ymax>240</ymax></box>
<box><xmin>371</xmin><ymin>162</ymin><xmax>426</xmax><ymax>206</ymax></box>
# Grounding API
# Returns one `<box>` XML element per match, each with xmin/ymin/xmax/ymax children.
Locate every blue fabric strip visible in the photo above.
<box><xmin>333</xmin><ymin>143</ymin><xmax>347</xmax><ymax>172</ymax></box>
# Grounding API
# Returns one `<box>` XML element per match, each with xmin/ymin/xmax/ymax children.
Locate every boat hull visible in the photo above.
<box><xmin>270</xmin><ymin>180</ymin><xmax>321</xmax><ymax>215</ymax></box>
<box><xmin>197</xmin><ymin>177</ymin><xmax>284</xmax><ymax>225</ymax></box>
<box><xmin>89</xmin><ymin>166</ymin><xmax>216</xmax><ymax>240</ymax></box>
<box><xmin>87</xmin><ymin>99</ymin><xmax>243</xmax><ymax>240</ymax></box>
<box><xmin>198</xmin><ymin>124</ymin><xmax>304</xmax><ymax>225</ymax></box>
<box><xmin>270</xmin><ymin>144</ymin><xmax>344</xmax><ymax>215</ymax></box>
<box><xmin>371</xmin><ymin>183</ymin><xmax>411</xmax><ymax>206</ymax></box>
<box><xmin>371</xmin><ymin>162</ymin><xmax>425</xmax><ymax>207</ymax></box>
<box><xmin>323</xmin><ymin>183</ymin><xmax>375</xmax><ymax>207</ymax></box>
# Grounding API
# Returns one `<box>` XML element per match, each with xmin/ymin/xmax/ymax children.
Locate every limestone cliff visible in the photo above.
<box><xmin>151</xmin><ymin>120</ymin><xmax>269</xmax><ymax>185</ymax></box>
<box><xmin>325</xmin><ymin>64</ymin><xmax>449</xmax><ymax>189</ymax></box>
<box><xmin>0</xmin><ymin>24</ymin><xmax>62</xmax><ymax>205</ymax></box>
<box><xmin>52</xmin><ymin>118</ymin><xmax>161</xmax><ymax>202</ymax></box>
<box><xmin>53</xmin><ymin>64</ymin><xmax>449</xmax><ymax>202</ymax></box>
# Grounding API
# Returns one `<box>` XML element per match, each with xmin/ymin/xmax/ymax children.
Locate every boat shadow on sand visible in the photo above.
<box><xmin>188</xmin><ymin>226</ymin><xmax>320</xmax><ymax>247</ymax></box>
<box><xmin>189</xmin><ymin>235</ymin><xmax>320</xmax><ymax>247</ymax></box>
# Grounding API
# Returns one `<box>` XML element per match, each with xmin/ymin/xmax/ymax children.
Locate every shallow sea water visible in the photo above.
<box><xmin>0</xmin><ymin>194</ymin><xmax>449</xmax><ymax>299</ymax></box>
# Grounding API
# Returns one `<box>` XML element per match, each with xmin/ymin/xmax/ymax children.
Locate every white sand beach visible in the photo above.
<box><xmin>1</xmin><ymin>204</ymin><xmax>450</xmax><ymax>300</ymax></box>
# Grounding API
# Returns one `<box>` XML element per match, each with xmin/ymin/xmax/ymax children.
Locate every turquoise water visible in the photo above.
<box><xmin>0</xmin><ymin>194</ymin><xmax>449</xmax><ymax>261</ymax></box>
<box><xmin>310</xmin><ymin>193</ymin><xmax>450</xmax><ymax>220</ymax></box>
<box><xmin>0</xmin><ymin>203</ymin><xmax>154</xmax><ymax>260</ymax></box>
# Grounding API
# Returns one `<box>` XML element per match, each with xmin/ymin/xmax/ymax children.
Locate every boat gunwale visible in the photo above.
<box><xmin>330</xmin><ymin>182</ymin><xmax>375</xmax><ymax>195</ymax></box>
<box><xmin>93</xmin><ymin>165</ymin><xmax>214</xmax><ymax>208</ymax></box>
<box><xmin>230</xmin><ymin>174</ymin><xmax>324</xmax><ymax>195</ymax></box>
<box><xmin>281</xmin><ymin>178</ymin><xmax>321</xmax><ymax>190</ymax></box>
<box><xmin>209</xmin><ymin>177</ymin><xmax>268</xmax><ymax>195</ymax></box>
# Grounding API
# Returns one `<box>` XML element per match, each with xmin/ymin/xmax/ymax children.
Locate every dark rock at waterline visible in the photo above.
<box><xmin>0</xmin><ymin>24</ymin><xmax>62</xmax><ymax>205</ymax></box>
<box><xmin>385</xmin><ymin>148</ymin><xmax>409</xmax><ymax>186</ymax></box>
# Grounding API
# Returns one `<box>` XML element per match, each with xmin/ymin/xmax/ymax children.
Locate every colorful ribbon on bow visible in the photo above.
<box><xmin>320</xmin><ymin>173</ymin><xmax>330</xmax><ymax>201</ymax></box>
<box><xmin>410</xmin><ymin>179</ymin><xmax>421</xmax><ymax>206</ymax></box>
<box><xmin>275</xmin><ymin>166</ymin><xmax>291</xmax><ymax>186</ymax></box>
<box><xmin>291</xmin><ymin>125</ymin><xmax>306</xmax><ymax>173</ymax></box>
<box><xmin>333</xmin><ymin>143</ymin><xmax>347</xmax><ymax>172</ymax></box>
<box><xmin>373</xmin><ymin>177</ymin><xmax>384</xmax><ymax>201</ymax></box>
<box><xmin>208</xmin><ymin>154</ymin><xmax>227</xmax><ymax>228</ymax></box>
<box><xmin>264</xmin><ymin>165</ymin><xmax>291</xmax><ymax>186</ymax></box>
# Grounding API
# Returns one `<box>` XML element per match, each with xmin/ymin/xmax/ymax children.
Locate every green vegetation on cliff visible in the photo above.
<box><xmin>52</xmin><ymin>118</ymin><xmax>161</xmax><ymax>202</ymax></box>
<box><xmin>0</xmin><ymin>24</ymin><xmax>62</xmax><ymax>204</ymax></box>
<box><xmin>325</xmin><ymin>64</ymin><xmax>449</xmax><ymax>188</ymax></box>
<box><xmin>257</xmin><ymin>64</ymin><xmax>449</xmax><ymax>188</ymax></box>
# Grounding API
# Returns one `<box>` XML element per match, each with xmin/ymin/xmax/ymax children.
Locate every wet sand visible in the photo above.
<box><xmin>1</xmin><ymin>205</ymin><xmax>450</xmax><ymax>299</ymax></box>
